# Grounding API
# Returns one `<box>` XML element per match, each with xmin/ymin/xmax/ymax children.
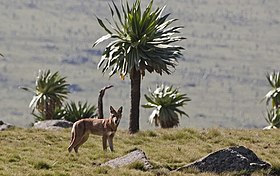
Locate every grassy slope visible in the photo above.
<box><xmin>0</xmin><ymin>127</ymin><xmax>279</xmax><ymax>176</ymax></box>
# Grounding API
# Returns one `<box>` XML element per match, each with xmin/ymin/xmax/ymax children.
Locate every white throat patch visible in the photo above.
<box><xmin>112</xmin><ymin>117</ymin><xmax>120</xmax><ymax>125</ymax></box>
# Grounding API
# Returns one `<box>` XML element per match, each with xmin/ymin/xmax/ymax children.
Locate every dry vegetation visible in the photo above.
<box><xmin>0</xmin><ymin>127</ymin><xmax>280</xmax><ymax>175</ymax></box>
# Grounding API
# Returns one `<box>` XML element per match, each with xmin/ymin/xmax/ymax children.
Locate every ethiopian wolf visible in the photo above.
<box><xmin>68</xmin><ymin>106</ymin><xmax>123</xmax><ymax>153</ymax></box>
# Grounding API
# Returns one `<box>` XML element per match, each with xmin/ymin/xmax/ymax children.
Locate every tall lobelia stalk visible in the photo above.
<box><xmin>93</xmin><ymin>0</ymin><xmax>185</xmax><ymax>133</ymax></box>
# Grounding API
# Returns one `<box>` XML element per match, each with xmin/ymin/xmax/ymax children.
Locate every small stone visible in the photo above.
<box><xmin>101</xmin><ymin>149</ymin><xmax>153</xmax><ymax>170</ymax></box>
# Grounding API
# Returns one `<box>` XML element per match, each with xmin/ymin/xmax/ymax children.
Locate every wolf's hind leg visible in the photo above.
<box><xmin>68</xmin><ymin>130</ymin><xmax>75</xmax><ymax>152</ymax></box>
<box><xmin>74</xmin><ymin>133</ymin><xmax>89</xmax><ymax>153</ymax></box>
<box><xmin>68</xmin><ymin>125</ymin><xmax>84</xmax><ymax>153</ymax></box>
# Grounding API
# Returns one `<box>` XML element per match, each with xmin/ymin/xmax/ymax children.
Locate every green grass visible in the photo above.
<box><xmin>0</xmin><ymin>127</ymin><xmax>279</xmax><ymax>176</ymax></box>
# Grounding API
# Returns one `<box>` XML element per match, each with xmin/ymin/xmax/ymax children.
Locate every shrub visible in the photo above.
<box><xmin>263</xmin><ymin>71</ymin><xmax>280</xmax><ymax>129</ymax></box>
<box><xmin>264</xmin><ymin>108</ymin><xmax>280</xmax><ymax>129</ymax></box>
<box><xmin>142</xmin><ymin>84</ymin><xmax>191</xmax><ymax>128</ymax></box>
<box><xmin>60</xmin><ymin>101</ymin><xmax>97</xmax><ymax>123</ymax></box>
<box><xmin>263</xmin><ymin>71</ymin><xmax>280</xmax><ymax>108</ymax></box>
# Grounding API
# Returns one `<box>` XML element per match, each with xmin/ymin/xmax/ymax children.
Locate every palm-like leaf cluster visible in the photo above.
<box><xmin>93</xmin><ymin>0</ymin><xmax>185</xmax><ymax>79</ymax></box>
<box><xmin>59</xmin><ymin>101</ymin><xmax>97</xmax><ymax>123</ymax></box>
<box><xmin>264</xmin><ymin>108</ymin><xmax>280</xmax><ymax>129</ymax></box>
<box><xmin>264</xmin><ymin>71</ymin><xmax>280</xmax><ymax>108</ymax></box>
<box><xmin>263</xmin><ymin>71</ymin><xmax>280</xmax><ymax>129</ymax></box>
<box><xmin>142</xmin><ymin>84</ymin><xmax>191</xmax><ymax>128</ymax></box>
<box><xmin>21</xmin><ymin>70</ymin><xmax>69</xmax><ymax>121</ymax></box>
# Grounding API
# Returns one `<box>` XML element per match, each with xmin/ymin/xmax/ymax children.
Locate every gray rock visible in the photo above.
<box><xmin>0</xmin><ymin>120</ymin><xmax>14</xmax><ymax>131</ymax></box>
<box><xmin>33</xmin><ymin>120</ymin><xmax>73</xmax><ymax>130</ymax></box>
<box><xmin>176</xmin><ymin>146</ymin><xmax>271</xmax><ymax>173</ymax></box>
<box><xmin>101</xmin><ymin>149</ymin><xmax>153</xmax><ymax>170</ymax></box>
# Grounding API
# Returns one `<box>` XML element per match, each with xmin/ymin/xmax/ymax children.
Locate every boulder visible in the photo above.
<box><xmin>33</xmin><ymin>119</ymin><xmax>73</xmax><ymax>130</ymax></box>
<box><xmin>101</xmin><ymin>149</ymin><xmax>153</xmax><ymax>170</ymax></box>
<box><xmin>176</xmin><ymin>146</ymin><xmax>271</xmax><ymax>173</ymax></box>
<box><xmin>0</xmin><ymin>120</ymin><xmax>14</xmax><ymax>131</ymax></box>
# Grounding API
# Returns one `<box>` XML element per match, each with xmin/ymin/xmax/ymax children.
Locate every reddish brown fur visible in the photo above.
<box><xmin>68</xmin><ymin>106</ymin><xmax>122</xmax><ymax>153</ymax></box>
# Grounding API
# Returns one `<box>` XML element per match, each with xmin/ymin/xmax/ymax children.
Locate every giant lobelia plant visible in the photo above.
<box><xmin>93</xmin><ymin>0</ymin><xmax>185</xmax><ymax>133</ymax></box>
<box><xmin>21</xmin><ymin>69</ymin><xmax>70</xmax><ymax>121</ymax></box>
<box><xmin>263</xmin><ymin>71</ymin><xmax>280</xmax><ymax>108</ymax></box>
<box><xmin>142</xmin><ymin>84</ymin><xmax>191</xmax><ymax>128</ymax></box>
<box><xmin>263</xmin><ymin>71</ymin><xmax>280</xmax><ymax>129</ymax></box>
<box><xmin>263</xmin><ymin>108</ymin><xmax>280</xmax><ymax>129</ymax></box>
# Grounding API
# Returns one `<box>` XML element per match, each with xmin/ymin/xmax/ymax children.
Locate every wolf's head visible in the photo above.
<box><xmin>110</xmin><ymin>106</ymin><xmax>123</xmax><ymax>126</ymax></box>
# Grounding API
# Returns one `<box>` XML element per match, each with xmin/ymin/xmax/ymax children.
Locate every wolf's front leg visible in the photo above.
<box><xmin>102</xmin><ymin>135</ymin><xmax>108</xmax><ymax>151</ymax></box>
<box><xmin>108</xmin><ymin>135</ymin><xmax>114</xmax><ymax>152</ymax></box>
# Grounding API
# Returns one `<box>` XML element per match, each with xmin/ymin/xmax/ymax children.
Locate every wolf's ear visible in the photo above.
<box><xmin>110</xmin><ymin>106</ymin><xmax>116</xmax><ymax>114</ymax></box>
<box><xmin>118</xmin><ymin>106</ymin><xmax>123</xmax><ymax>114</ymax></box>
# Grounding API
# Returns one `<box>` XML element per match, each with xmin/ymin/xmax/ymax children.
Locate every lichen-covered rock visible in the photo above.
<box><xmin>0</xmin><ymin>120</ymin><xmax>14</xmax><ymax>131</ymax></box>
<box><xmin>33</xmin><ymin>120</ymin><xmax>73</xmax><ymax>130</ymax></box>
<box><xmin>176</xmin><ymin>146</ymin><xmax>271</xmax><ymax>173</ymax></box>
<box><xmin>101</xmin><ymin>149</ymin><xmax>153</xmax><ymax>170</ymax></box>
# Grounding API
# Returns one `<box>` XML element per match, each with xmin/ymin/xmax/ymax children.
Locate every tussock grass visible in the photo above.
<box><xmin>0</xmin><ymin>127</ymin><xmax>279</xmax><ymax>175</ymax></box>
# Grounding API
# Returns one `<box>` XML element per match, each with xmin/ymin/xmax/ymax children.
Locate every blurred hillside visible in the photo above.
<box><xmin>0</xmin><ymin>0</ymin><xmax>279</xmax><ymax>129</ymax></box>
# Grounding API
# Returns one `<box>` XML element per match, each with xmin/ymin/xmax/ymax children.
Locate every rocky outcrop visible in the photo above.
<box><xmin>101</xmin><ymin>146</ymin><xmax>271</xmax><ymax>174</ymax></box>
<box><xmin>176</xmin><ymin>146</ymin><xmax>271</xmax><ymax>173</ymax></box>
<box><xmin>33</xmin><ymin>120</ymin><xmax>73</xmax><ymax>130</ymax></box>
<box><xmin>0</xmin><ymin>120</ymin><xmax>14</xmax><ymax>131</ymax></box>
<box><xmin>101</xmin><ymin>149</ymin><xmax>153</xmax><ymax>170</ymax></box>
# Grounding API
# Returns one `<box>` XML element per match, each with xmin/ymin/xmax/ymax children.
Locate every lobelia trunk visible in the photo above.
<box><xmin>129</xmin><ymin>68</ymin><xmax>141</xmax><ymax>134</ymax></box>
